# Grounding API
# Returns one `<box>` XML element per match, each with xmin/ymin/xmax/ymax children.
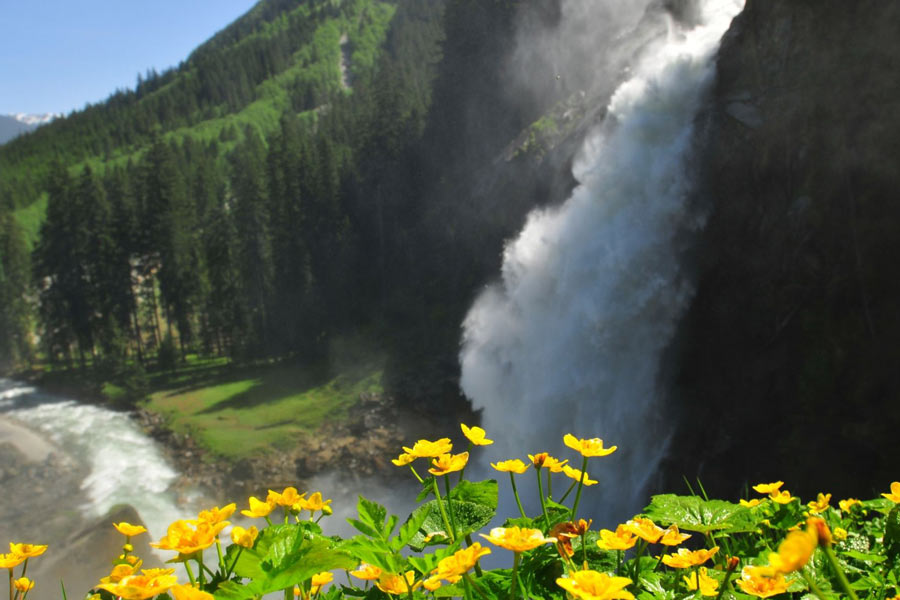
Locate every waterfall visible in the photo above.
<box><xmin>459</xmin><ymin>0</ymin><xmax>744</xmax><ymax>523</ymax></box>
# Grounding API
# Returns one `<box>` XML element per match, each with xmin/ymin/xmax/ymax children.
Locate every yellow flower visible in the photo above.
<box><xmin>310</xmin><ymin>571</ymin><xmax>333</xmax><ymax>594</ymax></box>
<box><xmin>391</xmin><ymin>453</ymin><xmax>415</xmax><ymax>466</ymax></box>
<box><xmin>769</xmin><ymin>490</ymin><xmax>795</xmax><ymax>504</ymax></box>
<box><xmin>0</xmin><ymin>553</ymin><xmax>24</xmax><ymax>569</ymax></box>
<box><xmin>428</xmin><ymin>452</ymin><xmax>469</xmax><ymax>476</ymax></box>
<box><xmin>276</xmin><ymin>488</ymin><xmax>306</xmax><ymax>507</ymax></box>
<box><xmin>623</xmin><ymin>517</ymin><xmax>665</xmax><ymax>544</ymax></box>
<box><xmin>431</xmin><ymin>543</ymin><xmax>491</xmax><ymax>581</ymax></box>
<box><xmin>9</xmin><ymin>543</ymin><xmax>48</xmax><ymax>559</ymax></box>
<box><xmin>529</xmin><ymin>453</ymin><xmax>568</xmax><ymax>472</ymax></box>
<box><xmin>740</xmin><ymin>498</ymin><xmax>762</xmax><ymax>508</ymax></box>
<box><xmin>807</xmin><ymin>516</ymin><xmax>832</xmax><ymax>546</ymax></box>
<box><xmin>170</xmin><ymin>584</ymin><xmax>215</xmax><ymax>600</ymax></box>
<box><xmin>683</xmin><ymin>567</ymin><xmax>718</xmax><ymax>597</ymax></box>
<box><xmin>769</xmin><ymin>527</ymin><xmax>816</xmax><ymax>573</ymax></box>
<box><xmin>461</xmin><ymin>424</ymin><xmax>494</xmax><ymax>446</ymax></box>
<box><xmin>661</xmin><ymin>546</ymin><xmax>719</xmax><ymax>568</ymax></box>
<box><xmin>597</xmin><ymin>525</ymin><xmax>637</xmax><ymax>551</ymax></box>
<box><xmin>659</xmin><ymin>525</ymin><xmax>691</xmax><ymax>546</ymax></box>
<box><xmin>113</xmin><ymin>523</ymin><xmax>148</xmax><ymax>537</ymax></box>
<box><xmin>737</xmin><ymin>566</ymin><xmax>789</xmax><ymax>598</ymax></box>
<box><xmin>96</xmin><ymin>568</ymin><xmax>178</xmax><ymax>600</ymax></box>
<box><xmin>839</xmin><ymin>498</ymin><xmax>861</xmax><ymax>513</ymax></box>
<box><xmin>150</xmin><ymin>519</ymin><xmax>228</xmax><ymax>557</ymax></box>
<box><xmin>479</xmin><ymin>526</ymin><xmax>556</xmax><ymax>552</ymax></box>
<box><xmin>14</xmin><ymin>578</ymin><xmax>34</xmax><ymax>593</ymax></box>
<box><xmin>303</xmin><ymin>491</ymin><xmax>333</xmax><ymax>515</ymax></box>
<box><xmin>883</xmin><ymin>482</ymin><xmax>900</xmax><ymax>503</ymax></box>
<box><xmin>423</xmin><ymin>577</ymin><xmax>443</xmax><ymax>591</ymax></box>
<box><xmin>230</xmin><ymin>525</ymin><xmax>259</xmax><ymax>548</ymax></box>
<box><xmin>241</xmin><ymin>496</ymin><xmax>276</xmax><ymax>518</ymax></box>
<box><xmin>556</xmin><ymin>570</ymin><xmax>634</xmax><ymax>600</ymax></box>
<box><xmin>752</xmin><ymin>481</ymin><xmax>784</xmax><ymax>495</ymax></box>
<box><xmin>101</xmin><ymin>562</ymin><xmax>142</xmax><ymax>585</ymax></box>
<box><xmin>833</xmin><ymin>527</ymin><xmax>848</xmax><ymax>541</ymax></box>
<box><xmin>551</xmin><ymin>520</ymin><xmax>591</xmax><ymax>558</ymax></box>
<box><xmin>491</xmin><ymin>459</ymin><xmax>530</xmax><ymax>474</ymax></box>
<box><xmin>197</xmin><ymin>504</ymin><xmax>236</xmax><ymax>525</ymax></box>
<box><xmin>563</xmin><ymin>434</ymin><xmax>618</xmax><ymax>458</ymax></box>
<box><xmin>403</xmin><ymin>438</ymin><xmax>453</xmax><ymax>458</ymax></box>
<box><xmin>350</xmin><ymin>564</ymin><xmax>382</xmax><ymax>581</ymax></box>
<box><xmin>807</xmin><ymin>493</ymin><xmax>831</xmax><ymax>514</ymax></box>
<box><xmin>376</xmin><ymin>571</ymin><xmax>419</xmax><ymax>595</ymax></box>
<box><xmin>562</xmin><ymin>465</ymin><xmax>598</xmax><ymax>486</ymax></box>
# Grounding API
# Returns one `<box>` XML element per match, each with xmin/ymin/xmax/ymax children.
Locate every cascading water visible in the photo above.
<box><xmin>460</xmin><ymin>0</ymin><xmax>744</xmax><ymax>523</ymax></box>
<box><xmin>0</xmin><ymin>378</ymin><xmax>200</xmax><ymax>542</ymax></box>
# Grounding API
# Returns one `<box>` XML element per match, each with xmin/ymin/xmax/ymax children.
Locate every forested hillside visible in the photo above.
<box><xmin>0</xmin><ymin>0</ymin><xmax>576</xmax><ymax>409</ymax></box>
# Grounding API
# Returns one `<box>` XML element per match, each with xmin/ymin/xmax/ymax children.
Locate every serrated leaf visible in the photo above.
<box><xmin>396</xmin><ymin>504</ymin><xmax>431</xmax><ymax>549</ymax></box>
<box><xmin>357</xmin><ymin>496</ymin><xmax>388</xmax><ymax>535</ymax></box>
<box><xmin>643</xmin><ymin>494</ymin><xmax>758</xmax><ymax>533</ymax></box>
<box><xmin>382</xmin><ymin>514</ymin><xmax>398</xmax><ymax>539</ymax></box>
<box><xmin>449</xmin><ymin>480</ymin><xmax>498</xmax><ymax>511</ymax></box>
<box><xmin>417</xmin><ymin>477</ymin><xmax>436</xmax><ymax>502</ymax></box>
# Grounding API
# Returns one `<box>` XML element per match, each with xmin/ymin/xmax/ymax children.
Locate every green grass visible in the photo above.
<box><xmin>144</xmin><ymin>359</ymin><xmax>383</xmax><ymax>459</ymax></box>
<box><xmin>12</xmin><ymin>193</ymin><xmax>48</xmax><ymax>249</ymax></box>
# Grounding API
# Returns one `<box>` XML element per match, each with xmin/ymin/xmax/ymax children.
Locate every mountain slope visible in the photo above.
<box><xmin>0</xmin><ymin>115</ymin><xmax>34</xmax><ymax>145</ymax></box>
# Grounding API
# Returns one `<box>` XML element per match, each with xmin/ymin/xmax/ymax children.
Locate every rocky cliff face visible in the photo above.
<box><xmin>665</xmin><ymin>0</ymin><xmax>900</xmax><ymax>498</ymax></box>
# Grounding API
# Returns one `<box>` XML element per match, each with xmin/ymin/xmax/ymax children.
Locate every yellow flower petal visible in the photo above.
<box><xmin>563</xmin><ymin>434</ymin><xmax>618</xmax><ymax>458</ymax></box>
<box><xmin>461</xmin><ymin>423</ymin><xmax>494</xmax><ymax>446</ymax></box>
<box><xmin>491</xmin><ymin>459</ymin><xmax>529</xmax><ymax>474</ymax></box>
<box><xmin>556</xmin><ymin>570</ymin><xmax>634</xmax><ymax>600</ymax></box>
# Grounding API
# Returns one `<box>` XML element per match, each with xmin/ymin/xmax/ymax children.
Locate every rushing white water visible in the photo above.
<box><xmin>0</xmin><ymin>378</ymin><xmax>200</xmax><ymax>542</ymax></box>
<box><xmin>460</xmin><ymin>0</ymin><xmax>744</xmax><ymax>523</ymax></box>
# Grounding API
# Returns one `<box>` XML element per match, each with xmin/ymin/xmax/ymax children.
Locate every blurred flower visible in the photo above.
<box><xmin>597</xmin><ymin>525</ymin><xmax>637</xmax><ymax>551</ymax></box>
<box><xmin>807</xmin><ymin>493</ymin><xmax>831</xmax><ymax>514</ymax></box>
<box><xmin>752</xmin><ymin>482</ymin><xmax>784</xmax><ymax>495</ymax></box>
<box><xmin>556</xmin><ymin>569</ymin><xmax>634</xmax><ymax>600</ymax></box>
<box><xmin>151</xmin><ymin>519</ymin><xmax>227</xmax><ymax>557</ymax></box>
<box><xmin>683</xmin><ymin>567</ymin><xmax>718</xmax><ymax>596</ymax></box>
<box><xmin>0</xmin><ymin>553</ymin><xmax>24</xmax><ymax>569</ymax></box>
<box><xmin>769</xmin><ymin>490</ymin><xmax>795</xmax><ymax>504</ymax></box>
<box><xmin>769</xmin><ymin>527</ymin><xmax>816</xmax><ymax>573</ymax></box>
<box><xmin>491</xmin><ymin>459</ymin><xmax>529</xmax><ymax>474</ymax></box>
<box><xmin>740</xmin><ymin>498</ymin><xmax>762</xmax><ymax>508</ymax></box>
<box><xmin>562</xmin><ymin>465</ymin><xmax>598</xmax><ymax>486</ymax></box>
<box><xmin>230</xmin><ymin>525</ymin><xmax>259</xmax><ymax>548</ymax></box>
<box><xmin>882</xmin><ymin>482</ymin><xmax>900</xmax><ymax>503</ymax></box>
<box><xmin>303</xmin><ymin>492</ymin><xmax>332</xmax><ymax>515</ymax></box>
<box><xmin>241</xmin><ymin>496</ymin><xmax>276</xmax><ymax>519</ymax></box>
<box><xmin>659</xmin><ymin>525</ymin><xmax>691</xmax><ymax>547</ymax></box>
<box><xmin>563</xmin><ymin>434</ymin><xmax>618</xmax><ymax>458</ymax></box>
<box><xmin>431</xmin><ymin>543</ymin><xmax>491</xmax><ymax>581</ymax></box>
<box><xmin>113</xmin><ymin>523</ymin><xmax>147</xmax><ymax>537</ymax></box>
<box><xmin>197</xmin><ymin>504</ymin><xmax>236</xmax><ymax>525</ymax></box>
<box><xmin>376</xmin><ymin>571</ymin><xmax>419</xmax><ymax>595</ymax></box>
<box><xmin>551</xmin><ymin>520</ymin><xmax>591</xmax><ymax>557</ymax></box>
<box><xmin>170</xmin><ymin>584</ymin><xmax>214</xmax><ymax>600</ymax></box>
<box><xmin>661</xmin><ymin>546</ymin><xmax>719</xmax><ymax>568</ymax></box>
<box><xmin>529</xmin><ymin>453</ymin><xmax>568</xmax><ymax>472</ymax></box>
<box><xmin>839</xmin><ymin>498</ymin><xmax>861</xmax><ymax>513</ymax></box>
<box><xmin>403</xmin><ymin>438</ymin><xmax>452</xmax><ymax>458</ymax></box>
<box><xmin>623</xmin><ymin>517</ymin><xmax>665</xmax><ymax>544</ymax></box>
<box><xmin>429</xmin><ymin>452</ymin><xmax>469</xmax><ymax>476</ymax></box>
<box><xmin>833</xmin><ymin>527</ymin><xmax>848</xmax><ymax>541</ymax></box>
<box><xmin>9</xmin><ymin>543</ymin><xmax>47</xmax><ymax>559</ymax></box>
<box><xmin>14</xmin><ymin>577</ymin><xmax>34</xmax><ymax>593</ymax></box>
<box><xmin>479</xmin><ymin>526</ymin><xmax>556</xmax><ymax>552</ymax></box>
<box><xmin>807</xmin><ymin>517</ymin><xmax>832</xmax><ymax>546</ymax></box>
<box><xmin>310</xmin><ymin>571</ymin><xmax>333</xmax><ymax>594</ymax></box>
<box><xmin>276</xmin><ymin>488</ymin><xmax>305</xmax><ymax>508</ymax></box>
<box><xmin>96</xmin><ymin>568</ymin><xmax>178</xmax><ymax>600</ymax></box>
<box><xmin>101</xmin><ymin>561</ymin><xmax>142</xmax><ymax>584</ymax></box>
<box><xmin>737</xmin><ymin>566</ymin><xmax>789</xmax><ymax>598</ymax></box>
<box><xmin>461</xmin><ymin>424</ymin><xmax>493</xmax><ymax>446</ymax></box>
<box><xmin>391</xmin><ymin>453</ymin><xmax>415</xmax><ymax>466</ymax></box>
<box><xmin>350</xmin><ymin>564</ymin><xmax>382</xmax><ymax>581</ymax></box>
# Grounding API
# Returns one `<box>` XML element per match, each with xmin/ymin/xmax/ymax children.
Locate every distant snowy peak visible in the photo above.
<box><xmin>11</xmin><ymin>112</ymin><xmax>60</xmax><ymax>126</ymax></box>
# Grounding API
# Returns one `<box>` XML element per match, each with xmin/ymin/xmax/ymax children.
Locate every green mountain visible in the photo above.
<box><xmin>0</xmin><ymin>0</ymin><xmax>575</xmax><ymax>409</ymax></box>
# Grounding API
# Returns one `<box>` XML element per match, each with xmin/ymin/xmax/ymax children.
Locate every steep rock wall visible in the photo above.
<box><xmin>666</xmin><ymin>0</ymin><xmax>900</xmax><ymax>498</ymax></box>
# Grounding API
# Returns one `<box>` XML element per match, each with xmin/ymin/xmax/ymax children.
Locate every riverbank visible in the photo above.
<box><xmin>11</xmin><ymin>358</ymin><xmax>471</xmax><ymax>502</ymax></box>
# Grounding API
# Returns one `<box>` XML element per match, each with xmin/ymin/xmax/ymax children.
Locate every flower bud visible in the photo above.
<box><xmin>123</xmin><ymin>543</ymin><xmax>133</xmax><ymax>553</ymax></box>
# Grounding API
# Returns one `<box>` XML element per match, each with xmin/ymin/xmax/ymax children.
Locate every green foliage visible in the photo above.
<box><xmin>643</xmin><ymin>494</ymin><xmax>761</xmax><ymax>533</ymax></box>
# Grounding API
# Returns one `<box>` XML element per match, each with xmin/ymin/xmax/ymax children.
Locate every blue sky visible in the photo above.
<box><xmin>0</xmin><ymin>1</ymin><xmax>258</xmax><ymax>116</ymax></box>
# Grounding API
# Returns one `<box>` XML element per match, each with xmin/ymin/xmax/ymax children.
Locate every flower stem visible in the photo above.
<box><xmin>226</xmin><ymin>547</ymin><xmax>244</xmax><ymax>578</ymax></box>
<box><xmin>800</xmin><ymin>569</ymin><xmax>829</xmax><ymax>600</ymax></box>
<box><xmin>184</xmin><ymin>561</ymin><xmax>197</xmax><ymax>586</ymax></box>
<box><xmin>535</xmin><ymin>467</ymin><xmax>551</xmax><ymax>527</ymax></box>
<box><xmin>547</xmin><ymin>469</ymin><xmax>553</xmax><ymax>501</ymax></box>
<box><xmin>409</xmin><ymin>466</ymin><xmax>424</xmax><ymax>484</ymax></box>
<box><xmin>216</xmin><ymin>540</ymin><xmax>226</xmax><ymax>573</ymax></box>
<box><xmin>570</xmin><ymin>457</ymin><xmax>589</xmax><ymax>521</ymax></box>
<box><xmin>510</xmin><ymin>473</ymin><xmax>527</xmax><ymax>519</ymax></box>
<box><xmin>432</xmin><ymin>478</ymin><xmax>456</xmax><ymax>542</ymax></box>
<box><xmin>713</xmin><ymin>558</ymin><xmax>739</xmax><ymax>600</ymax></box>
<box><xmin>444</xmin><ymin>475</ymin><xmax>460</xmax><ymax>540</ymax></box>
<box><xmin>464</xmin><ymin>574</ymin><xmax>491</xmax><ymax>600</ymax></box>
<box><xmin>822</xmin><ymin>544</ymin><xmax>859</xmax><ymax>600</ymax></box>
<box><xmin>509</xmin><ymin>552</ymin><xmax>522</xmax><ymax>600</ymax></box>
<box><xmin>465</xmin><ymin>534</ymin><xmax>484</xmax><ymax>577</ymax></box>
<box><xmin>559</xmin><ymin>480</ymin><xmax>578</xmax><ymax>503</ymax></box>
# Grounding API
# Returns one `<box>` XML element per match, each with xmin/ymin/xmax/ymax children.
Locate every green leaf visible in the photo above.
<box><xmin>643</xmin><ymin>494</ymin><xmax>758</xmax><ymax>533</ymax></box>
<box><xmin>357</xmin><ymin>496</ymin><xmax>388</xmax><ymax>535</ymax></box>
<box><xmin>449</xmin><ymin>479</ymin><xmax>498</xmax><ymax>511</ymax></box>
<box><xmin>884</xmin><ymin>505</ymin><xmax>900</xmax><ymax>562</ymax></box>
<box><xmin>396</xmin><ymin>503</ymin><xmax>431</xmax><ymax>549</ymax></box>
